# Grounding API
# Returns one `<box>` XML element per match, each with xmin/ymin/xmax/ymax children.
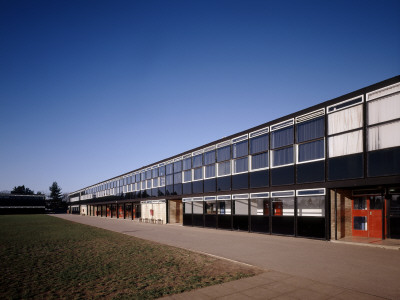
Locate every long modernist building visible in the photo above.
<box><xmin>69</xmin><ymin>76</ymin><xmax>400</xmax><ymax>241</ymax></box>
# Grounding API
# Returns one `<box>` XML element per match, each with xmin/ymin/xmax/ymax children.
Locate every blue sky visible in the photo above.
<box><xmin>0</xmin><ymin>0</ymin><xmax>399</xmax><ymax>194</ymax></box>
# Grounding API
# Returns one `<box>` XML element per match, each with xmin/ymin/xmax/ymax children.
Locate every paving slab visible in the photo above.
<box><xmin>53</xmin><ymin>214</ymin><xmax>400</xmax><ymax>299</ymax></box>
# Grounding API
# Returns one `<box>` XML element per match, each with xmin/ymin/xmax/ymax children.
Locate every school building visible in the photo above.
<box><xmin>68</xmin><ymin>76</ymin><xmax>400</xmax><ymax>241</ymax></box>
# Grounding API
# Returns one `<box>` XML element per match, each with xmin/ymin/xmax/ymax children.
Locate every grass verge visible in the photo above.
<box><xmin>0</xmin><ymin>215</ymin><xmax>259</xmax><ymax>299</ymax></box>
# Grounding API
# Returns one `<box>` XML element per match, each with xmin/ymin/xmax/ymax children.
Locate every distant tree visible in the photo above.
<box><xmin>49</xmin><ymin>181</ymin><xmax>62</xmax><ymax>203</ymax></box>
<box><xmin>36</xmin><ymin>191</ymin><xmax>43</xmax><ymax>195</ymax></box>
<box><xmin>11</xmin><ymin>185</ymin><xmax>34</xmax><ymax>195</ymax></box>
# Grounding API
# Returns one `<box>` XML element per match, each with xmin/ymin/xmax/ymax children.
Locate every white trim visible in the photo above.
<box><xmin>232</xmin><ymin>193</ymin><xmax>249</xmax><ymax>200</ymax></box>
<box><xmin>327</xmin><ymin>95</ymin><xmax>363</xmax><ymax>114</ymax></box>
<box><xmin>271</xmin><ymin>190</ymin><xmax>295</xmax><ymax>198</ymax></box>
<box><xmin>174</xmin><ymin>156</ymin><xmax>182</xmax><ymax>162</ymax></box>
<box><xmin>270</xmin><ymin>119</ymin><xmax>294</xmax><ymax>131</ymax></box>
<box><xmin>296</xmin><ymin>188</ymin><xmax>326</xmax><ymax>196</ymax></box>
<box><xmin>204</xmin><ymin>196</ymin><xmax>217</xmax><ymax>201</ymax></box>
<box><xmin>367</xmin><ymin>82</ymin><xmax>400</xmax><ymax>102</ymax></box>
<box><xmin>193</xmin><ymin>197</ymin><xmax>204</xmax><ymax>202</ymax></box>
<box><xmin>203</xmin><ymin>145</ymin><xmax>216</xmax><ymax>152</ymax></box>
<box><xmin>217</xmin><ymin>140</ymin><xmax>231</xmax><ymax>148</ymax></box>
<box><xmin>182</xmin><ymin>198</ymin><xmax>193</xmax><ymax>202</ymax></box>
<box><xmin>250</xmin><ymin>127</ymin><xmax>269</xmax><ymax>138</ymax></box>
<box><xmin>250</xmin><ymin>192</ymin><xmax>270</xmax><ymax>199</ymax></box>
<box><xmin>183</xmin><ymin>153</ymin><xmax>191</xmax><ymax>159</ymax></box>
<box><xmin>295</xmin><ymin>108</ymin><xmax>325</xmax><ymax>123</ymax></box>
<box><xmin>295</xmin><ymin>138</ymin><xmax>325</xmax><ymax>164</ymax></box>
<box><xmin>232</xmin><ymin>134</ymin><xmax>248</xmax><ymax>144</ymax></box>
<box><xmin>217</xmin><ymin>195</ymin><xmax>231</xmax><ymax>200</ymax></box>
<box><xmin>192</xmin><ymin>149</ymin><xmax>204</xmax><ymax>156</ymax></box>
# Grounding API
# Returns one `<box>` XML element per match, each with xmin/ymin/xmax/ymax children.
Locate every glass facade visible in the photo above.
<box><xmin>71</xmin><ymin>78</ymin><xmax>400</xmax><ymax>241</ymax></box>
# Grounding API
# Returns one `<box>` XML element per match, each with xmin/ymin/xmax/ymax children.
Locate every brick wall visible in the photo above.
<box><xmin>331</xmin><ymin>189</ymin><xmax>353</xmax><ymax>239</ymax></box>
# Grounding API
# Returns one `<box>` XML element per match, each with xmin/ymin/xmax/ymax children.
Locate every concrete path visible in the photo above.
<box><xmin>53</xmin><ymin>214</ymin><xmax>400</xmax><ymax>299</ymax></box>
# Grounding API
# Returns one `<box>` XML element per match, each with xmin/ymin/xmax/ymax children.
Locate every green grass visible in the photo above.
<box><xmin>0</xmin><ymin>215</ymin><xmax>258</xmax><ymax>299</ymax></box>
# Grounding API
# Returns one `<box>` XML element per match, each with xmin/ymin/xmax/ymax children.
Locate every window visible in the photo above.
<box><xmin>298</xmin><ymin>140</ymin><xmax>324</xmax><ymax>163</ymax></box>
<box><xmin>146</xmin><ymin>170</ymin><xmax>152</xmax><ymax>179</ymax></box>
<box><xmin>205</xmin><ymin>200</ymin><xmax>216</xmax><ymax>214</ymax></box>
<box><xmin>368</xmin><ymin>92</ymin><xmax>400</xmax><ymax>125</ymax></box>
<box><xmin>271</xmin><ymin>127</ymin><xmax>293</xmax><ymax>149</ymax></box>
<box><xmin>204</xmin><ymin>150</ymin><xmax>215</xmax><ymax>165</ymax></box>
<box><xmin>234</xmin><ymin>200</ymin><xmax>248</xmax><ymax>215</ymax></box>
<box><xmin>193</xmin><ymin>167</ymin><xmax>203</xmax><ymax>181</ymax></box>
<box><xmin>184</xmin><ymin>202</ymin><xmax>192</xmax><ymax>214</ymax></box>
<box><xmin>272</xmin><ymin>198</ymin><xmax>294</xmax><ymax>216</ymax></box>
<box><xmin>354</xmin><ymin>216</ymin><xmax>367</xmax><ymax>230</ymax></box>
<box><xmin>328</xmin><ymin>130</ymin><xmax>363</xmax><ymax>158</ymax></box>
<box><xmin>233</xmin><ymin>140</ymin><xmax>248</xmax><ymax>158</ymax></box>
<box><xmin>354</xmin><ymin>198</ymin><xmax>367</xmax><ymax>210</ymax></box>
<box><xmin>233</xmin><ymin>157</ymin><xmax>248</xmax><ymax>174</ymax></box>
<box><xmin>272</xmin><ymin>146</ymin><xmax>294</xmax><ymax>167</ymax></box>
<box><xmin>159</xmin><ymin>166</ymin><xmax>166</xmax><ymax>176</ymax></box>
<box><xmin>192</xmin><ymin>154</ymin><xmax>203</xmax><ymax>168</ymax></box>
<box><xmin>368</xmin><ymin>120</ymin><xmax>400</xmax><ymax>151</ymax></box>
<box><xmin>141</xmin><ymin>172</ymin><xmax>146</xmax><ymax>181</ymax></box>
<box><xmin>159</xmin><ymin>176</ymin><xmax>165</xmax><ymax>186</ymax></box>
<box><xmin>141</xmin><ymin>181</ymin><xmax>146</xmax><ymax>190</ymax></box>
<box><xmin>251</xmin><ymin>152</ymin><xmax>268</xmax><ymax>170</ymax></box>
<box><xmin>250</xmin><ymin>134</ymin><xmax>268</xmax><ymax>154</ymax></box>
<box><xmin>297</xmin><ymin>196</ymin><xmax>325</xmax><ymax>217</ymax></box>
<box><xmin>297</xmin><ymin>116</ymin><xmax>324</xmax><ymax>143</ymax></box>
<box><xmin>193</xmin><ymin>201</ymin><xmax>203</xmax><ymax>214</ymax></box>
<box><xmin>152</xmin><ymin>178</ymin><xmax>159</xmax><ymax>188</ymax></box>
<box><xmin>205</xmin><ymin>164</ymin><xmax>216</xmax><ymax>178</ymax></box>
<box><xmin>328</xmin><ymin>104</ymin><xmax>363</xmax><ymax>135</ymax></box>
<box><xmin>166</xmin><ymin>163</ymin><xmax>173</xmax><ymax>175</ymax></box>
<box><xmin>135</xmin><ymin>174</ymin><xmax>141</xmax><ymax>182</ymax></box>
<box><xmin>174</xmin><ymin>172</ymin><xmax>182</xmax><ymax>184</ymax></box>
<box><xmin>166</xmin><ymin>174</ymin><xmax>173</xmax><ymax>185</ymax></box>
<box><xmin>183</xmin><ymin>170</ymin><xmax>192</xmax><ymax>182</ymax></box>
<box><xmin>218</xmin><ymin>200</ymin><xmax>231</xmax><ymax>215</ymax></box>
<box><xmin>152</xmin><ymin>168</ymin><xmax>158</xmax><ymax>178</ymax></box>
<box><xmin>217</xmin><ymin>146</ymin><xmax>230</xmax><ymax>162</ymax></box>
<box><xmin>218</xmin><ymin>161</ymin><xmax>231</xmax><ymax>177</ymax></box>
<box><xmin>250</xmin><ymin>199</ymin><xmax>269</xmax><ymax>215</ymax></box>
<box><xmin>174</xmin><ymin>160</ymin><xmax>182</xmax><ymax>173</ymax></box>
<box><xmin>146</xmin><ymin>179</ymin><xmax>152</xmax><ymax>189</ymax></box>
<box><xmin>183</xmin><ymin>157</ymin><xmax>191</xmax><ymax>170</ymax></box>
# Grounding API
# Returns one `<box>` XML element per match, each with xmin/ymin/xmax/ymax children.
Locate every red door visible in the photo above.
<box><xmin>369</xmin><ymin>196</ymin><xmax>384</xmax><ymax>238</ymax></box>
<box><xmin>352</xmin><ymin>196</ymin><xmax>385</xmax><ymax>238</ymax></box>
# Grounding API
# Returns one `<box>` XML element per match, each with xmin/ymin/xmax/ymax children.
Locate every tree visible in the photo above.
<box><xmin>49</xmin><ymin>182</ymin><xmax>62</xmax><ymax>210</ymax></box>
<box><xmin>11</xmin><ymin>185</ymin><xmax>34</xmax><ymax>195</ymax></box>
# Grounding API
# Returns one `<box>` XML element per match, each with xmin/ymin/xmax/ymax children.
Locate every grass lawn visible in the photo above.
<box><xmin>0</xmin><ymin>215</ymin><xmax>259</xmax><ymax>299</ymax></box>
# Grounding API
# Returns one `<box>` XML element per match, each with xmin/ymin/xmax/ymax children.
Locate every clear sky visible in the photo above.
<box><xmin>1</xmin><ymin>0</ymin><xmax>399</xmax><ymax>194</ymax></box>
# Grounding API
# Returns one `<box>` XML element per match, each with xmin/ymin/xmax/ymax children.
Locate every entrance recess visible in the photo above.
<box><xmin>352</xmin><ymin>196</ymin><xmax>385</xmax><ymax>238</ymax></box>
<box><xmin>168</xmin><ymin>200</ymin><xmax>183</xmax><ymax>224</ymax></box>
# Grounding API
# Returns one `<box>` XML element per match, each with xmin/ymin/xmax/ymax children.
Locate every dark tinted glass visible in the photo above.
<box><xmin>217</xmin><ymin>176</ymin><xmax>231</xmax><ymax>192</ymax></box>
<box><xmin>232</xmin><ymin>173</ymin><xmax>248</xmax><ymax>190</ymax></box>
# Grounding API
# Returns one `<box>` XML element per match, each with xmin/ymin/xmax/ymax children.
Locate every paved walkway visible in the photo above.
<box><xmin>53</xmin><ymin>214</ymin><xmax>400</xmax><ymax>299</ymax></box>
